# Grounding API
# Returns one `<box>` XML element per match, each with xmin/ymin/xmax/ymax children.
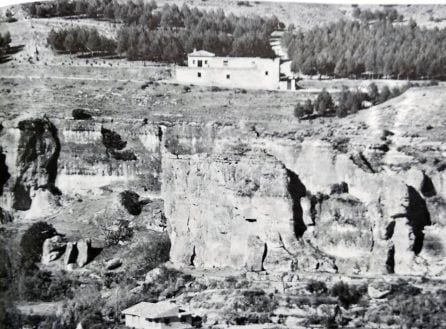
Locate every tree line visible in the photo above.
<box><xmin>29</xmin><ymin>0</ymin><xmax>281</xmax><ymax>61</ymax></box>
<box><xmin>47</xmin><ymin>26</ymin><xmax>116</xmax><ymax>54</ymax></box>
<box><xmin>352</xmin><ymin>6</ymin><xmax>404</xmax><ymax>23</ymax></box>
<box><xmin>294</xmin><ymin>83</ymin><xmax>410</xmax><ymax>119</ymax></box>
<box><xmin>282</xmin><ymin>18</ymin><xmax>446</xmax><ymax>80</ymax></box>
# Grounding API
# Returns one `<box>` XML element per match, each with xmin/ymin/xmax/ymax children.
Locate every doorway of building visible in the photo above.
<box><xmin>198</xmin><ymin>60</ymin><xmax>203</xmax><ymax>67</ymax></box>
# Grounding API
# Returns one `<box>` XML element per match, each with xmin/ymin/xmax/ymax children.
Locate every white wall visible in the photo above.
<box><xmin>177</xmin><ymin>57</ymin><xmax>280</xmax><ymax>90</ymax></box>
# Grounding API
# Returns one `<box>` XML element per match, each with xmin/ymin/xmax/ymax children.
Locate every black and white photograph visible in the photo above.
<box><xmin>1</xmin><ymin>0</ymin><xmax>446</xmax><ymax>327</ymax></box>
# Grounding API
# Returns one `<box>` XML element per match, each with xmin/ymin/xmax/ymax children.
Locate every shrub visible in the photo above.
<box><xmin>101</xmin><ymin>128</ymin><xmax>126</xmax><ymax>151</ymax></box>
<box><xmin>18</xmin><ymin>270</ymin><xmax>78</xmax><ymax>302</ymax></box>
<box><xmin>330</xmin><ymin>182</ymin><xmax>349</xmax><ymax>195</ymax></box>
<box><xmin>127</xmin><ymin>236</ymin><xmax>171</xmax><ymax>279</ymax></box>
<box><xmin>100</xmin><ymin>219</ymin><xmax>133</xmax><ymax>247</ymax></box>
<box><xmin>315</xmin><ymin>88</ymin><xmax>334</xmax><ymax>116</ymax></box>
<box><xmin>72</xmin><ymin>108</ymin><xmax>92</xmax><ymax>120</ymax></box>
<box><xmin>294</xmin><ymin>99</ymin><xmax>314</xmax><ymax>118</ymax></box>
<box><xmin>119</xmin><ymin>190</ymin><xmax>142</xmax><ymax>216</ymax></box>
<box><xmin>306</xmin><ymin>279</ymin><xmax>328</xmax><ymax>295</ymax></box>
<box><xmin>330</xmin><ymin>281</ymin><xmax>366</xmax><ymax>308</ymax></box>
<box><xmin>20</xmin><ymin>222</ymin><xmax>57</xmax><ymax>271</ymax></box>
<box><xmin>110</xmin><ymin>149</ymin><xmax>137</xmax><ymax>161</ymax></box>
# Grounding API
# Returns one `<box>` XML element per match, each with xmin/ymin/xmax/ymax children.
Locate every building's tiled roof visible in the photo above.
<box><xmin>188</xmin><ymin>49</ymin><xmax>215</xmax><ymax>57</ymax></box>
<box><xmin>122</xmin><ymin>301</ymin><xmax>188</xmax><ymax>319</ymax></box>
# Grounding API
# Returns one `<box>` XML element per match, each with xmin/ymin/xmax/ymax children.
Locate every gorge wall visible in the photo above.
<box><xmin>161</xmin><ymin>116</ymin><xmax>446</xmax><ymax>277</ymax></box>
<box><xmin>1</xmin><ymin>88</ymin><xmax>446</xmax><ymax>277</ymax></box>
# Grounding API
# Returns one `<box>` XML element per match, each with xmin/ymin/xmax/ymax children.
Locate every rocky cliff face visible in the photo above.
<box><xmin>1</xmin><ymin>87</ymin><xmax>445</xmax><ymax>277</ymax></box>
<box><xmin>0</xmin><ymin>117</ymin><xmax>163</xmax><ymax>218</ymax></box>
<box><xmin>161</xmin><ymin>93</ymin><xmax>446</xmax><ymax>276</ymax></box>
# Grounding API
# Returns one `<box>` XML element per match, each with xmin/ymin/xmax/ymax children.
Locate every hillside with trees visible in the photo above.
<box><xmin>32</xmin><ymin>0</ymin><xmax>281</xmax><ymax>62</ymax></box>
<box><xmin>282</xmin><ymin>17</ymin><xmax>446</xmax><ymax>80</ymax></box>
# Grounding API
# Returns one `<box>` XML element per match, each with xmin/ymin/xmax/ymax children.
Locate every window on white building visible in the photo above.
<box><xmin>205</xmin><ymin>60</ymin><xmax>208</xmax><ymax>64</ymax></box>
<box><xmin>223</xmin><ymin>60</ymin><xmax>228</xmax><ymax>66</ymax></box>
<box><xmin>193</xmin><ymin>60</ymin><xmax>195</xmax><ymax>64</ymax></box>
<box><xmin>226</xmin><ymin>74</ymin><xmax>230</xmax><ymax>79</ymax></box>
<box><xmin>265</xmin><ymin>71</ymin><xmax>269</xmax><ymax>76</ymax></box>
<box><xmin>198</xmin><ymin>72</ymin><xmax>201</xmax><ymax>78</ymax></box>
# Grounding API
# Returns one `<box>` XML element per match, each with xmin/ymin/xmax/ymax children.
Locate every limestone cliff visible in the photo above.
<box><xmin>161</xmin><ymin>95</ymin><xmax>446</xmax><ymax>276</ymax></box>
<box><xmin>1</xmin><ymin>87</ymin><xmax>445</xmax><ymax>278</ymax></box>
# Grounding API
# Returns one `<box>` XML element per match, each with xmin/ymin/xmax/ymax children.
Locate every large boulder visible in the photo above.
<box><xmin>76</xmin><ymin>238</ymin><xmax>91</xmax><ymax>267</ymax></box>
<box><xmin>105</xmin><ymin>258</ymin><xmax>122</xmax><ymax>270</ymax></box>
<box><xmin>41</xmin><ymin>235</ymin><xmax>66</xmax><ymax>264</ymax></box>
<box><xmin>145</xmin><ymin>267</ymin><xmax>165</xmax><ymax>283</ymax></box>
<box><xmin>368</xmin><ymin>281</ymin><xmax>392</xmax><ymax>299</ymax></box>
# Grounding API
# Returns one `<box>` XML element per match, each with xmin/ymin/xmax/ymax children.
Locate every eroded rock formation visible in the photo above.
<box><xmin>12</xmin><ymin>118</ymin><xmax>61</xmax><ymax>211</ymax></box>
<box><xmin>161</xmin><ymin>120</ymin><xmax>444</xmax><ymax>276</ymax></box>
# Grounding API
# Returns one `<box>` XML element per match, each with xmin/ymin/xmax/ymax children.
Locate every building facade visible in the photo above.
<box><xmin>175</xmin><ymin>49</ymin><xmax>296</xmax><ymax>90</ymax></box>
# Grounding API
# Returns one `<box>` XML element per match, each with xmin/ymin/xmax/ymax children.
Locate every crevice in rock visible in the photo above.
<box><xmin>0</xmin><ymin>147</ymin><xmax>10</xmax><ymax>196</ymax></box>
<box><xmin>286</xmin><ymin>169</ymin><xmax>307</xmax><ymax>238</ymax></box>
<box><xmin>407</xmin><ymin>186</ymin><xmax>431</xmax><ymax>255</ymax></box>
<box><xmin>278</xmin><ymin>233</ymin><xmax>295</xmax><ymax>257</ymax></box>
<box><xmin>421</xmin><ymin>173</ymin><xmax>436</xmax><ymax>198</ymax></box>
<box><xmin>157</xmin><ymin>126</ymin><xmax>163</xmax><ymax>143</ymax></box>
<box><xmin>385</xmin><ymin>221</ymin><xmax>396</xmax><ymax>240</ymax></box>
<box><xmin>386</xmin><ymin>245</ymin><xmax>395</xmax><ymax>273</ymax></box>
<box><xmin>190</xmin><ymin>246</ymin><xmax>196</xmax><ymax>266</ymax></box>
<box><xmin>350</xmin><ymin>151</ymin><xmax>376</xmax><ymax>173</ymax></box>
<box><xmin>309</xmin><ymin>192</ymin><xmax>328</xmax><ymax>225</ymax></box>
<box><xmin>261</xmin><ymin>243</ymin><xmax>268</xmax><ymax>271</ymax></box>
<box><xmin>245</xmin><ymin>218</ymin><xmax>257</xmax><ymax>223</ymax></box>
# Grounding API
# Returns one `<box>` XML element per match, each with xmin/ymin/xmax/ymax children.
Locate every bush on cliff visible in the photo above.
<box><xmin>20</xmin><ymin>221</ymin><xmax>57</xmax><ymax>271</ymax></box>
<box><xmin>101</xmin><ymin>128</ymin><xmax>126</xmax><ymax>151</ymax></box>
<box><xmin>306</xmin><ymin>279</ymin><xmax>328</xmax><ymax>295</ymax></box>
<box><xmin>72</xmin><ymin>108</ymin><xmax>92</xmax><ymax>120</ymax></box>
<box><xmin>330</xmin><ymin>281</ymin><xmax>366</xmax><ymax>308</ymax></box>
<box><xmin>119</xmin><ymin>190</ymin><xmax>143</xmax><ymax>216</ymax></box>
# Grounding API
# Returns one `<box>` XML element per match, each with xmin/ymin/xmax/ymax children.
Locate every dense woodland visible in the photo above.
<box><xmin>282</xmin><ymin>17</ymin><xmax>446</xmax><ymax>79</ymax></box>
<box><xmin>47</xmin><ymin>27</ymin><xmax>116</xmax><ymax>54</ymax></box>
<box><xmin>33</xmin><ymin>0</ymin><xmax>280</xmax><ymax>61</ymax></box>
<box><xmin>294</xmin><ymin>82</ymin><xmax>413</xmax><ymax>119</ymax></box>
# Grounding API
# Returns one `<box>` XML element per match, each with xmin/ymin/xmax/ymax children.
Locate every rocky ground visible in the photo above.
<box><xmin>1</xmin><ymin>2</ymin><xmax>446</xmax><ymax>329</ymax></box>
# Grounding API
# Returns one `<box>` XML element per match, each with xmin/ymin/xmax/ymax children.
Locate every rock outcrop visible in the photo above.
<box><xmin>42</xmin><ymin>235</ymin><xmax>67</xmax><ymax>264</ymax></box>
<box><xmin>12</xmin><ymin>118</ymin><xmax>61</xmax><ymax>211</ymax></box>
<box><xmin>161</xmin><ymin>119</ymin><xmax>443</xmax><ymax>276</ymax></box>
<box><xmin>41</xmin><ymin>237</ymin><xmax>93</xmax><ymax>268</ymax></box>
<box><xmin>76</xmin><ymin>238</ymin><xmax>91</xmax><ymax>267</ymax></box>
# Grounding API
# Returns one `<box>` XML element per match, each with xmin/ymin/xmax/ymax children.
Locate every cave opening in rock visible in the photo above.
<box><xmin>286</xmin><ymin>169</ymin><xmax>307</xmax><ymax>238</ymax></box>
<box><xmin>407</xmin><ymin>186</ymin><xmax>431</xmax><ymax>255</ymax></box>
<box><xmin>421</xmin><ymin>173</ymin><xmax>436</xmax><ymax>198</ymax></box>
<box><xmin>190</xmin><ymin>246</ymin><xmax>196</xmax><ymax>266</ymax></box>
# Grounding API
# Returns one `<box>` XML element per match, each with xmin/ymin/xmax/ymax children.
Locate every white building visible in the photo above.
<box><xmin>122</xmin><ymin>301</ymin><xmax>193</xmax><ymax>329</ymax></box>
<box><xmin>175</xmin><ymin>49</ymin><xmax>296</xmax><ymax>90</ymax></box>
